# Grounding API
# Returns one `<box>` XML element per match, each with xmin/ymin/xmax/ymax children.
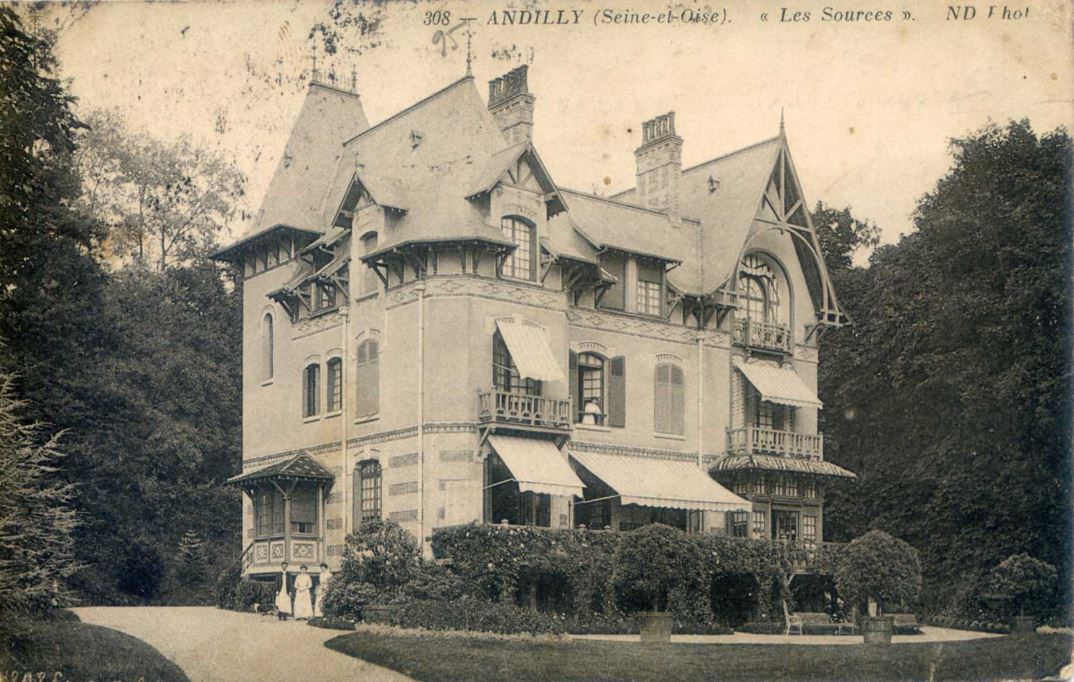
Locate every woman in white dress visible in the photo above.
<box><xmin>314</xmin><ymin>563</ymin><xmax>332</xmax><ymax>618</ymax></box>
<box><xmin>292</xmin><ymin>564</ymin><xmax>314</xmax><ymax>619</ymax></box>
<box><xmin>275</xmin><ymin>563</ymin><xmax>292</xmax><ymax>619</ymax></box>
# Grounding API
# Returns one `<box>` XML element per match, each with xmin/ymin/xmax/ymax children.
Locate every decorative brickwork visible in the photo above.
<box><xmin>326</xmin><ymin>518</ymin><xmax>343</xmax><ymax>530</ymax></box>
<box><xmin>389</xmin><ymin>481</ymin><xmax>419</xmax><ymax>496</ymax></box>
<box><xmin>389</xmin><ymin>509</ymin><xmax>419</xmax><ymax>522</ymax></box>
<box><xmin>439</xmin><ymin>450</ymin><xmax>474</xmax><ymax>463</ymax></box>
<box><xmin>390</xmin><ymin>452</ymin><xmax>419</xmax><ymax>468</ymax></box>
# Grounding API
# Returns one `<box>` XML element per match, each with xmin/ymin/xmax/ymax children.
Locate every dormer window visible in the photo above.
<box><xmin>500</xmin><ymin>216</ymin><xmax>536</xmax><ymax>281</ymax></box>
<box><xmin>636</xmin><ymin>262</ymin><xmax>664</xmax><ymax>316</ymax></box>
<box><xmin>738</xmin><ymin>255</ymin><xmax>782</xmax><ymax>324</ymax></box>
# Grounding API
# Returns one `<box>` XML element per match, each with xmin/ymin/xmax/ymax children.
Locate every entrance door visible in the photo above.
<box><xmin>772</xmin><ymin>510</ymin><xmax>799</xmax><ymax>541</ymax></box>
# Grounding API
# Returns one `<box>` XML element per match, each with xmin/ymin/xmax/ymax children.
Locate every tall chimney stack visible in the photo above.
<box><xmin>488</xmin><ymin>66</ymin><xmax>535</xmax><ymax>145</ymax></box>
<box><xmin>634</xmin><ymin>112</ymin><xmax>682</xmax><ymax>220</ymax></box>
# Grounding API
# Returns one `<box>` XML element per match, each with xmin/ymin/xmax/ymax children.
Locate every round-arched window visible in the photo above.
<box><xmin>737</xmin><ymin>255</ymin><xmax>784</xmax><ymax>324</ymax></box>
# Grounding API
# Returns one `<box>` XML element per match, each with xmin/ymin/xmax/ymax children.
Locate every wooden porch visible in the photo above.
<box><xmin>727</xmin><ymin>426</ymin><xmax>823</xmax><ymax>460</ymax></box>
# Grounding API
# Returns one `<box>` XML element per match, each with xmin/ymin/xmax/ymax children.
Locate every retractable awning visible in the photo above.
<box><xmin>488</xmin><ymin>435</ymin><xmax>585</xmax><ymax>498</ymax></box>
<box><xmin>734</xmin><ymin>358</ymin><xmax>822</xmax><ymax>409</ymax></box>
<box><xmin>570</xmin><ymin>450</ymin><xmax>750</xmax><ymax>512</ymax></box>
<box><xmin>495</xmin><ymin>318</ymin><xmax>566</xmax><ymax>383</ymax></box>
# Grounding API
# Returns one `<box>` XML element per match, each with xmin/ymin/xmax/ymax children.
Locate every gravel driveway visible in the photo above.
<box><xmin>74</xmin><ymin>606</ymin><xmax>413</xmax><ymax>682</ymax></box>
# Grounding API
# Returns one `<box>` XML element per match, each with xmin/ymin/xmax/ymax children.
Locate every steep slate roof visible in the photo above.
<box><xmin>323</xmin><ymin>77</ymin><xmax>518</xmax><ymax>255</ymax></box>
<box><xmin>614</xmin><ymin>136</ymin><xmax>782</xmax><ymax>295</ymax></box>
<box><xmin>253</xmin><ymin>82</ymin><xmax>370</xmax><ymax>236</ymax></box>
<box><xmin>550</xmin><ymin>189</ymin><xmax>702</xmax><ymax>293</ymax></box>
<box><xmin>226</xmin><ymin>453</ymin><xmax>335</xmax><ymax>486</ymax></box>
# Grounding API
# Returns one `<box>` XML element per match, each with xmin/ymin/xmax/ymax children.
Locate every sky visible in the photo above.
<box><xmin>44</xmin><ymin>0</ymin><xmax>1074</xmax><ymax>257</ymax></box>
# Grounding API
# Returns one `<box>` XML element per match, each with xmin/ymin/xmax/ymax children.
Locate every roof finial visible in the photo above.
<box><xmin>465</xmin><ymin>19</ymin><xmax>473</xmax><ymax>76</ymax></box>
<box><xmin>311</xmin><ymin>48</ymin><xmax>321</xmax><ymax>83</ymax></box>
<box><xmin>779</xmin><ymin>107</ymin><xmax>785</xmax><ymax>136</ymax></box>
<box><xmin>350</xmin><ymin>65</ymin><xmax>358</xmax><ymax>93</ymax></box>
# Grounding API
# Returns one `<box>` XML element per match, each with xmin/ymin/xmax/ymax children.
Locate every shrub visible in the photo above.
<box><xmin>365</xmin><ymin>596</ymin><xmax>564</xmax><ymax>635</ymax></box>
<box><xmin>737</xmin><ymin>620</ymin><xmax>786</xmax><ymax>635</ymax></box>
<box><xmin>613</xmin><ymin>524</ymin><xmax>705</xmax><ymax>612</ymax></box>
<box><xmin>985</xmin><ymin>554</ymin><xmax>1058</xmax><ymax>622</ymax></box>
<box><xmin>834</xmin><ymin>530</ymin><xmax>921</xmax><ymax>617</ymax></box>
<box><xmin>400</xmin><ymin>561</ymin><xmax>465</xmax><ymax>603</ymax></box>
<box><xmin>338</xmin><ymin>520</ymin><xmax>420</xmax><ymax>596</ymax></box>
<box><xmin>117</xmin><ymin>541</ymin><xmax>165</xmax><ymax>600</ymax></box>
<box><xmin>321</xmin><ymin>580</ymin><xmax>380</xmax><ymax>622</ymax></box>
<box><xmin>232</xmin><ymin>579</ymin><xmax>277</xmax><ymax>611</ymax></box>
<box><xmin>213</xmin><ymin>564</ymin><xmax>240</xmax><ymax>609</ymax></box>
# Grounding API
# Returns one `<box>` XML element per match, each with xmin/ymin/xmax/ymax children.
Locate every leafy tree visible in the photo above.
<box><xmin>337</xmin><ymin>520</ymin><xmax>420</xmax><ymax>593</ymax></box>
<box><xmin>819</xmin><ymin>120</ymin><xmax>1072</xmax><ymax>614</ymax></box>
<box><xmin>834</xmin><ymin>530</ymin><xmax>921</xmax><ymax>617</ymax></box>
<box><xmin>75</xmin><ymin>109</ymin><xmax>245</xmax><ymax>270</ymax></box>
<box><xmin>812</xmin><ymin>201</ymin><xmax>881</xmax><ymax>274</ymax></box>
<box><xmin>985</xmin><ymin>554</ymin><xmax>1058</xmax><ymax>621</ymax></box>
<box><xmin>613</xmin><ymin>524</ymin><xmax>705</xmax><ymax>612</ymax></box>
<box><xmin>0</xmin><ymin>368</ymin><xmax>78</xmax><ymax>627</ymax></box>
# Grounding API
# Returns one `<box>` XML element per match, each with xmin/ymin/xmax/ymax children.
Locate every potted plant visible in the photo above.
<box><xmin>985</xmin><ymin>554</ymin><xmax>1056</xmax><ymax>636</ymax></box>
<box><xmin>613</xmin><ymin>524</ymin><xmax>702</xmax><ymax>642</ymax></box>
<box><xmin>834</xmin><ymin>530</ymin><xmax>921</xmax><ymax>646</ymax></box>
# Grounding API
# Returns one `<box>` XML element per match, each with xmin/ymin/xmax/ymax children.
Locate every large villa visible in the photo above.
<box><xmin>214</xmin><ymin>65</ymin><xmax>856</xmax><ymax>583</ymax></box>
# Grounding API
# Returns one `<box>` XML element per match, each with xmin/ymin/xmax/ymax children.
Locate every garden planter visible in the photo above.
<box><xmin>1012</xmin><ymin>615</ymin><xmax>1036</xmax><ymax>635</ymax></box>
<box><xmin>639</xmin><ymin>611</ymin><xmax>673</xmax><ymax>642</ymax></box>
<box><xmin>860</xmin><ymin>616</ymin><xmax>894</xmax><ymax>646</ymax></box>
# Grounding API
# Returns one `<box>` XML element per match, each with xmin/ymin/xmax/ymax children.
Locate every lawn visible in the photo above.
<box><xmin>2</xmin><ymin>616</ymin><xmax>189</xmax><ymax>682</ymax></box>
<box><xmin>326</xmin><ymin>630</ymin><xmax>1072</xmax><ymax>682</ymax></box>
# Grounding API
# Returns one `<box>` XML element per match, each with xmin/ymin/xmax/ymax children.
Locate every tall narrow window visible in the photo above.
<box><xmin>637</xmin><ymin>262</ymin><xmax>663</xmax><ymax>316</ymax></box>
<box><xmin>303</xmin><ymin>363</ymin><xmax>320</xmax><ymax>418</ymax></box>
<box><xmin>356</xmin><ymin>339</ymin><xmax>380</xmax><ymax>417</ymax></box>
<box><xmin>492</xmin><ymin>332</ymin><xmax>540</xmax><ymax>396</ymax></box>
<box><xmin>261</xmin><ymin>313</ymin><xmax>274</xmax><ymax>381</ymax></box>
<box><xmin>803</xmin><ymin>514</ymin><xmax>817</xmax><ymax>542</ymax></box>
<box><xmin>500</xmin><ymin>216</ymin><xmax>535</xmax><ymax>281</ymax></box>
<box><xmin>737</xmin><ymin>254</ymin><xmax>782</xmax><ymax>324</ymax></box>
<box><xmin>360</xmin><ymin>231</ymin><xmax>379</xmax><ymax>294</ymax></box>
<box><xmin>356</xmin><ymin>460</ymin><xmax>382</xmax><ymax>526</ymax></box>
<box><xmin>256</xmin><ymin>489</ymin><xmax>285</xmax><ymax>537</ymax></box>
<box><xmin>654</xmin><ymin>363</ymin><xmax>685</xmax><ymax>435</ymax></box>
<box><xmin>751</xmin><ymin>511</ymin><xmax>767</xmax><ymax>538</ymax></box>
<box><xmin>290</xmin><ymin>488</ymin><xmax>318</xmax><ymax>535</ymax></box>
<box><xmin>575</xmin><ymin>353</ymin><xmax>605</xmax><ymax>424</ymax></box>
<box><xmin>326</xmin><ymin>357</ymin><xmax>343</xmax><ymax>413</ymax></box>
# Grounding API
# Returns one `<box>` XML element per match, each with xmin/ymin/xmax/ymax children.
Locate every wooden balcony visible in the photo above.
<box><xmin>478</xmin><ymin>390</ymin><xmax>571</xmax><ymax>431</ymax></box>
<box><xmin>244</xmin><ymin>535</ymin><xmax>324</xmax><ymax>575</ymax></box>
<box><xmin>727</xmin><ymin>426</ymin><xmax>823</xmax><ymax>460</ymax></box>
<box><xmin>732</xmin><ymin>318</ymin><xmax>792</xmax><ymax>353</ymax></box>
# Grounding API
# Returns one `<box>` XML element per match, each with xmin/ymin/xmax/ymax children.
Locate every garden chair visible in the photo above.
<box><xmin>782</xmin><ymin>600</ymin><xmax>803</xmax><ymax>635</ymax></box>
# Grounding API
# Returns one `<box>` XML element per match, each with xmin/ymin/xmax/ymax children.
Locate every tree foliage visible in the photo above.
<box><xmin>833</xmin><ymin>530</ymin><xmax>921</xmax><ymax>616</ymax></box>
<box><xmin>0</xmin><ymin>370</ymin><xmax>78</xmax><ymax>627</ymax></box>
<box><xmin>985</xmin><ymin>554</ymin><xmax>1058</xmax><ymax>620</ymax></box>
<box><xmin>818</xmin><ymin>120</ymin><xmax>1072</xmax><ymax>613</ymax></box>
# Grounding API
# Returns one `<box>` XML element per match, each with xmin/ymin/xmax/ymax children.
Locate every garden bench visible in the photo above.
<box><xmin>891</xmin><ymin>613</ymin><xmax>920</xmax><ymax>631</ymax></box>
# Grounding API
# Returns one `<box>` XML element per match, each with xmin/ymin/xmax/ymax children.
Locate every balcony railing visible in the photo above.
<box><xmin>478</xmin><ymin>390</ymin><xmax>571</xmax><ymax>430</ymax></box>
<box><xmin>732</xmin><ymin>318</ymin><xmax>792</xmax><ymax>353</ymax></box>
<box><xmin>727</xmin><ymin>426</ymin><xmax>823</xmax><ymax>460</ymax></box>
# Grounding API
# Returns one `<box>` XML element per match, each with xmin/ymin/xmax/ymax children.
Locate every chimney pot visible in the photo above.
<box><xmin>488</xmin><ymin>66</ymin><xmax>535</xmax><ymax>145</ymax></box>
<box><xmin>634</xmin><ymin>111</ymin><xmax>683</xmax><ymax>220</ymax></box>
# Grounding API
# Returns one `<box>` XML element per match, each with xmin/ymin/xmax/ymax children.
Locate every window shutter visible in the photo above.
<box><xmin>568</xmin><ymin>351</ymin><xmax>578</xmax><ymax>421</ymax></box>
<box><xmin>608</xmin><ymin>356</ymin><xmax>626</xmax><ymax>428</ymax></box>
<box><xmin>671</xmin><ymin>365</ymin><xmax>685</xmax><ymax>435</ymax></box>
<box><xmin>368</xmin><ymin>341</ymin><xmax>380</xmax><ymax>415</ymax></box>
<box><xmin>654</xmin><ymin>364</ymin><xmax>669</xmax><ymax>433</ymax></box>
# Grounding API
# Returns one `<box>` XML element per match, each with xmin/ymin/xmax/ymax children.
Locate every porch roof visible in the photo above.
<box><xmin>570</xmin><ymin>450</ymin><xmax>750</xmax><ymax>512</ymax></box>
<box><xmin>488</xmin><ymin>435</ymin><xmax>585</xmax><ymax>498</ymax></box>
<box><xmin>710</xmin><ymin>454</ymin><xmax>857</xmax><ymax>479</ymax></box>
<box><xmin>734</xmin><ymin>358</ymin><xmax>822</xmax><ymax>409</ymax></box>
<box><xmin>226</xmin><ymin>453</ymin><xmax>335</xmax><ymax>486</ymax></box>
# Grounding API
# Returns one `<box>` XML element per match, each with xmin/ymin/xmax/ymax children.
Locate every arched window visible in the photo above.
<box><xmin>737</xmin><ymin>254</ymin><xmax>783</xmax><ymax>324</ymax></box>
<box><xmin>360</xmin><ymin>231</ymin><xmax>379</xmax><ymax>294</ymax></box>
<box><xmin>500</xmin><ymin>216</ymin><xmax>535</xmax><ymax>281</ymax></box>
<box><xmin>654</xmin><ymin>363</ymin><xmax>685</xmax><ymax>435</ymax></box>
<box><xmin>303</xmin><ymin>363</ymin><xmax>320</xmax><ymax>418</ymax></box>
<box><xmin>492</xmin><ymin>331</ymin><xmax>540</xmax><ymax>396</ymax></box>
<box><xmin>354</xmin><ymin>460</ymin><xmax>382</xmax><ymax>527</ymax></box>
<box><xmin>355</xmin><ymin>339</ymin><xmax>379</xmax><ymax>417</ymax></box>
<box><xmin>261</xmin><ymin>313</ymin><xmax>274</xmax><ymax>381</ymax></box>
<box><xmin>326</xmin><ymin>357</ymin><xmax>343</xmax><ymax>413</ymax></box>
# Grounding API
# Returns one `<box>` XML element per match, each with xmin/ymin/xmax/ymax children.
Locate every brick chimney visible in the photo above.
<box><xmin>635</xmin><ymin>112</ymin><xmax>682</xmax><ymax>220</ymax></box>
<box><xmin>488</xmin><ymin>66</ymin><xmax>535</xmax><ymax>145</ymax></box>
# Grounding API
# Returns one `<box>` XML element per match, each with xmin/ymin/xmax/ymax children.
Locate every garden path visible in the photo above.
<box><xmin>74</xmin><ymin>606</ymin><xmax>414</xmax><ymax>682</ymax></box>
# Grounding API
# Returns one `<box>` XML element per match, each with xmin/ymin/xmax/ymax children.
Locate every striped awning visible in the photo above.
<box><xmin>710</xmin><ymin>454</ymin><xmax>857</xmax><ymax>479</ymax></box>
<box><xmin>570</xmin><ymin>450</ymin><xmax>750</xmax><ymax>512</ymax></box>
<box><xmin>735</xmin><ymin>358</ymin><xmax>822</xmax><ymax>409</ymax></box>
<box><xmin>488</xmin><ymin>435</ymin><xmax>585</xmax><ymax>498</ymax></box>
<box><xmin>495</xmin><ymin>318</ymin><xmax>565</xmax><ymax>383</ymax></box>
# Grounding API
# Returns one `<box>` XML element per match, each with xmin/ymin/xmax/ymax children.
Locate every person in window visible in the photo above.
<box><xmin>275</xmin><ymin>562</ymin><xmax>291</xmax><ymax>620</ymax></box>
<box><xmin>292</xmin><ymin>564</ymin><xmax>314</xmax><ymax>620</ymax></box>
<box><xmin>315</xmin><ymin>563</ymin><xmax>332</xmax><ymax>618</ymax></box>
<box><xmin>582</xmin><ymin>399</ymin><xmax>603</xmax><ymax>425</ymax></box>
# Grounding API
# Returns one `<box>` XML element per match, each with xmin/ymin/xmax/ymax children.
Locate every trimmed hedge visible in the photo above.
<box><xmin>363</xmin><ymin>596</ymin><xmax>564</xmax><ymax>636</ymax></box>
<box><xmin>308</xmin><ymin>616</ymin><xmax>356</xmax><ymax>631</ymax></box>
<box><xmin>213</xmin><ymin>565</ymin><xmax>277</xmax><ymax>612</ymax></box>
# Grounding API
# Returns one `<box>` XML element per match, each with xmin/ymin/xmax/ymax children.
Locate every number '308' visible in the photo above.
<box><xmin>424</xmin><ymin>10</ymin><xmax>451</xmax><ymax>25</ymax></box>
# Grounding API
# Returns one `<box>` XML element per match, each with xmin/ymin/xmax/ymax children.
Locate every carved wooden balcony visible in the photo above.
<box><xmin>732</xmin><ymin>318</ymin><xmax>792</xmax><ymax>354</ymax></box>
<box><xmin>726</xmin><ymin>426</ymin><xmax>823</xmax><ymax>460</ymax></box>
<box><xmin>478</xmin><ymin>390</ymin><xmax>571</xmax><ymax>431</ymax></box>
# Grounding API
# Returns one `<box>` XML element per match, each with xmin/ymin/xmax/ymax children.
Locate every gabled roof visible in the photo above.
<box><xmin>543</xmin><ymin>212</ymin><xmax>599</xmax><ymax>265</ymax></box>
<box><xmin>226</xmin><ymin>453</ymin><xmax>335</xmax><ymax>486</ymax></box>
<box><xmin>212</xmin><ymin>224</ymin><xmax>320</xmax><ymax>263</ymax></box>
<box><xmin>464</xmin><ymin>142</ymin><xmax>567</xmax><ymax>215</ymax></box>
<box><xmin>254</xmin><ymin>81</ymin><xmax>369</xmax><ymax>235</ymax></box>
<box><xmin>323</xmin><ymin>77</ymin><xmax>525</xmax><ymax>255</ymax></box>
<box><xmin>678</xmin><ymin>137</ymin><xmax>782</xmax><ymax>293</ymax></box>
<box><xmin>550</xmin><ymin>188</ymin><xmax>702</xmax><ymax>292</ymax></box>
